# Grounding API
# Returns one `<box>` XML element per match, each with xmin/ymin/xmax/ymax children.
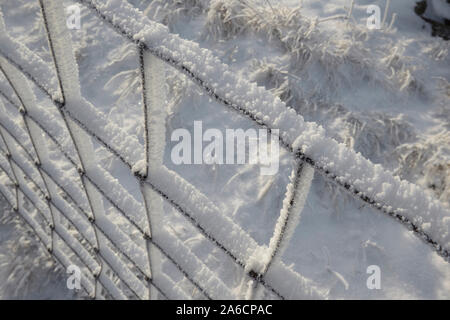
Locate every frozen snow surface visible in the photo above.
<box><xmin>0</xmin><ymin>0</ymin><xmax>449</xmax><ymax>299</ymax></box>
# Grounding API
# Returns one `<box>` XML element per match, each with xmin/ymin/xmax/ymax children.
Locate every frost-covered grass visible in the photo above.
<box><xmin>134</xmin><ymin>0</ymin><xmax>449</xmax><ymax>195</ymax></box>
<box><xmin>152</xmin><ymin>0</ymin><xmax>450</xmax><ymax>205</ymax></box>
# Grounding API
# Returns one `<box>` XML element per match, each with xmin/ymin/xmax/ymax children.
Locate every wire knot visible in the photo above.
<box><xmin>248</xmin><ymin>270</ymin><xmax>262</xmax><ymax>281</ymax></box>
<box><xmin>77</xmin><ymin>166</ymin><xmax>85</xmax><ymax>176</ymax></box>
<box><xmin>134</xmin><ymin>171</ymin><xmax>147</xmax><ymax>182</ymax></box>
<box><xmin>143</xmin><ymin>232</ymin><xmax>151</xmax><ymax>241</ymax></box>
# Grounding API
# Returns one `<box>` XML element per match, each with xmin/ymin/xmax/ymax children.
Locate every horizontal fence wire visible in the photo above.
<box><xmin>0</xmin><ymin>0</ymin><xmax>448</xmax><ymax>301</ymax></box>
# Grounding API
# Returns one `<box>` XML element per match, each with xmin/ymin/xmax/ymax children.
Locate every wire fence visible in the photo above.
<box><xmin>0</xmin><ymin>0</ymin><xmax>448</xmax><ymax>300</ymax></box>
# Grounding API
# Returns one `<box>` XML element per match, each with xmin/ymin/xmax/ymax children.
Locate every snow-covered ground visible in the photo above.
<box><xmin>0</xmin><ymin>194</ymin><xmax>78</xmax><ymax>299</ymax></box>
<box><xmin>0</xmin><ymin>0</ymin><xmax>449</xmax><ymax>299</ymax></box>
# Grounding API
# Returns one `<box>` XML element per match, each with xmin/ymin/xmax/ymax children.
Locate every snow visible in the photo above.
<box><xmin>0</xmin><ymin>9</ymin><xmax>61</xmax><ymax>102</ymax></box>
<box><xmin>0</xmin><ymin>0</ymin><xmax>449</xmax><ymax>300</ymax></box>
<box><xmin>431</xmin><ymin>0</ymin><xmax>450</xmax><ymax>21</ymax></box>
<box><xmin>141</xmin><ymin>50</ymin><xmax>167</xmax><ymax>172</ymax></box>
